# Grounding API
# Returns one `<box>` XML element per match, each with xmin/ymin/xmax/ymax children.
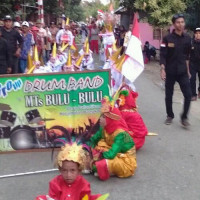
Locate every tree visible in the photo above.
<box><xmin>115</xmin><ymin>0</ymin><xmax>137</xmax><ymax>12</ymax></box>
<box><xmin>0</xmin><ymin>0</ymin><xmax>84</xmax><ymax>21</ymax></box>
<box><xmin>184</xmin><ymin>0</ymin><xmax>200</xmax><ymax>30</ymax></box>
<box><xmin>0</xmin><ymin>0</ymin><xmax>37</xmax><ymax>19</ymax></box>
<box><xmin>134</xmin><ymin>0</ymin><xmax>186</xmax><ymax>28</ymax></box>
<box><xmin>60</xmin><ymin>0</ymin><xmax>84</xmax><ymax>21</ymax></box>
<box><xmin>82</xmin><ymin>0</ymin><xmax>109</xmax><ymax>19</ymax></box>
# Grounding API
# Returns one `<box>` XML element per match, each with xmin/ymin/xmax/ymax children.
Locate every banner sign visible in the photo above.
<box><xmin>0</xmin><ymin>70</ymin><xmax>110</xmax><ymax>152</ymax></box>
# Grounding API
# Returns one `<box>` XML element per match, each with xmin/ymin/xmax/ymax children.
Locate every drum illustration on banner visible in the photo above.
<box><xmin>0</xmin><ymin>70</ymin><xmax>110</xmax><ymax>152</ymax></box>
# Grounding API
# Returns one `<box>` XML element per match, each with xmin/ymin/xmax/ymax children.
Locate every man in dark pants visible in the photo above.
<box><xmin>1</xmin><ymin>15</ymin><xmax>23</xmax><ymax>74</ymax></box>
<box><xmin>190</xmin><ymin>27</ymin><xmax>200</xmax><ymax>101</ymax></box>
<box><xmin>160</xmin><ymin>14</ymin><xmax>192</xmax><ymax>127</ymax></box>
<box><xmin>0</xmin><ymin>29</ymin><xmax>11</xmax><ymax>74</ymax></box>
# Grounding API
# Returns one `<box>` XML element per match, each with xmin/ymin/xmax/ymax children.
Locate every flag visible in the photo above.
<box><xmin>121</xmin><ymin>13</ymin><xmax>144</xmax><ymax>82</ymax></box>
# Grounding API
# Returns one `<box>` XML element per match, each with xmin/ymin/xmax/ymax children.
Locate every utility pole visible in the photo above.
<box><xmin>38</xmin><ymin>0</ymin><xmax>44</xmax><ymax>24</ymax></box>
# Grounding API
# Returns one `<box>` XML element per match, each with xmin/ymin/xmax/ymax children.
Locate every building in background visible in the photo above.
<box><xmin>115</xmin><ymin>7</ymin><xmax>169</xmax><ymax>49</ymax></box>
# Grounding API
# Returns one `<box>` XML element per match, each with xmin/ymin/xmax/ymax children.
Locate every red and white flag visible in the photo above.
<box><xmin>121</xmin><ymin>14</ymin><xmax>144</xmax><ymax>82</ymax></box>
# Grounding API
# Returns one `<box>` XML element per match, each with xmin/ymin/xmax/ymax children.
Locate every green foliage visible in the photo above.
<box><xmin>134</xmin><ymin>0</ymin><xmax>186</xmax><ymax>27</ymax></box>
<box><xmin>184</xmin><ymin>0</ymin><xmax>200</xmax><ymax>30</ymax></box>
<box><xmin>115</xmin><ymin>0</ymin><xmax>136</xmax><ymax>12</ymax></box>
<box><xmin>82</xmin><ymin>0</ymin><xmax>109</xmax><ymax>19</ymax></box>
<box><xmin>44</xmin><ymin>0</ymin><xmax>60</xmax><ymax>15</ymax></box>
<box><xmin>64</xmin><ymin>5</ymin><xmax>84</xmax><ymax>21</ymax></box>
<box><xmin>43</xmin><ymin>0</ymin><xmax>83</xmax><ymax>21</ymax></box>
<box><xmin>0</xmin><ymin>0</ymin><xmax>18</xmax><ymax>18</ymax></box>
<box><xmin>0</xmin><ymin>0</ymin><xmax>83</xmax><ymax>21</ymax></box>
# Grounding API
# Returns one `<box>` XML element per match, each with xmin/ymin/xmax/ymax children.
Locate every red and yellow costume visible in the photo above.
<box><xmin>36</xmin><ymin>175</ymin><xmax>99</xmax><ymax>200</ymax></box>
<box><xmin>89</xmin><ymin>98</ymin><xmax>137</xmax><ymax>181</ymax></box>
<box><xmin>36</xmin><ymin>143</ymin><xmax>101</xmax><ymax>200</ymax></box>
<box><xmin>118</xmin><ymin>89</ymin><xmax>148</xmax><ymax>150</ymax></box>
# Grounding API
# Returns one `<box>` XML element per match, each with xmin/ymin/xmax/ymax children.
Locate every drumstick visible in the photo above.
<box><xmin>0</xmin><ymin>168</ymin><xmax>58</xmax><ymax>179</ymax></box>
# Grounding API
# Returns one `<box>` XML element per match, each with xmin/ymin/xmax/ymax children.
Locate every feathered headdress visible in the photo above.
<box><xmin>101</xmin><ymin>96</ymin><xmax>120</xmax><ymax>120</ymax></box>
<box><xmin>118</xmin><ymin>88</ymin><xmax>139</xmax><ymax>110</ymax></box>
<box><xmin>56</xmin><ymin>143</ymin><xmax>86</xmax><ymax>169</ymax></box>
<box><xmin>51</xmin><ymin>120</ymin><xmax>100</xmax><ymax>168</ymax></box>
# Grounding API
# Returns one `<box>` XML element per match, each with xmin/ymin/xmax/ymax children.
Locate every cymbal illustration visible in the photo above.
<box><xmin>41</xmin><ymin>118</ymin><xmax>55</xmax><ymax>121</ymax></box>
<box><xmin>0</xmin><ymin>103</ymin><xmax>11</xmax><ymax>111</ymax></box>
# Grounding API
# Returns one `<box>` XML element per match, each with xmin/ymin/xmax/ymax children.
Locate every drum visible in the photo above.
<box><xmin>0</xmin><ymin>111</ymin><xmax>17</xmax><ymax>127</ymax></box>
<box><xmin>10</xmin><ymin>125</ymin><xmax>36</xmax><ymax>150</ymax></box>
<box><xmin>30</xmin><ymin>124</ymin><xmax>46</xmax><ymax>146</ymax></box>
<box><xmin>25</xmin><ymin>109</ymin><xmax>42</xmax><ymax>124</ymax></box>
<box><xmin>30</xmin><ymin>124</ymin><xmax>46</xmax><ymax>132</ymax></box>
<box><xmin>0</xmin><ymin>124</ymin><xmax>11</xmax><ymax>138</ymax></box>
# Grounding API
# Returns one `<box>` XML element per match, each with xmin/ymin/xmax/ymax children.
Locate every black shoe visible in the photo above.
<box><xmin>191</xmin><ymin>96</ymin><xmax>197</xmax><ymax>101</ymax></box>
<box><xmin>181</xmin><ymin>119</ymin><xmax>190</xmax><ymax>128</ymax></box>
<box><xmin>198</xmin><ymin>92</ymin><xmax>200</xmax><ymax>99</ymax></box>
<box><xmin>165</xmin><ymin>117</ymin><xmax>173</xmax><ymax>125</ymax></box>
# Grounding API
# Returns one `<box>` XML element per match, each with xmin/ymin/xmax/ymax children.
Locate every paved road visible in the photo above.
<box><xmin>0</xmin><ymin>62</ymin><xmax>200</xmax><ymax>200</ymax></box>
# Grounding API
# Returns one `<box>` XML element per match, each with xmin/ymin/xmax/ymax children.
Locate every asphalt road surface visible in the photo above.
<box><xmin>0</xmin><ymin>61</ymin><xmax>200</xmax><ymax>200</ymax></box>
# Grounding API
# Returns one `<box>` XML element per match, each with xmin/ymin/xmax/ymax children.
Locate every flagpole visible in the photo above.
<box><xmin>38</xmin><ymin>0</ymin><xmax>44</xmax><ymax>24</ymax></box>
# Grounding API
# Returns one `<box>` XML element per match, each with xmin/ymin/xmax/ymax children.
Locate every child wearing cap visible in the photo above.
<box><xmin>35</xmin><ymin>143</ymin><xmax>101</xmax><ymax>200</ymax></box>
<box><xmin>79</xmin><ymin>39</ymin><xmax>94</xmax><ymax>70</ymax></box>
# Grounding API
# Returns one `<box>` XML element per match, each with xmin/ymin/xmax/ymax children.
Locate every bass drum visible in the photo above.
<box><xmin>0</xmin><ymin>111</ymin><xmax>17</xmax><ymax>127</ymax></box>
<box><xmin>0</xmin><ymin>124</ymin><xmax>11</xmax><ymax>138</ymax></box>
<box><xmin>10</xmin><ymin>125</ymin><xmax>36</xmax><ymax>150</ymax></box>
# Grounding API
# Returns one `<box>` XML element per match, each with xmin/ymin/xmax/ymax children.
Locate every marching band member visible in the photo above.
<box><xmin>79</xmin><ymin>39</ymin><xmax>94</xmax><ymax>70</ymax></box>
<box><xmin>56</xmin><ymin>18</ymin><xmax>73</xmax><ymax>46</ymax></box>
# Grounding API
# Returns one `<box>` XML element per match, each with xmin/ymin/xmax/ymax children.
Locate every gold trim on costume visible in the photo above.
<box><xmin>121</xmin><ymin>108</ymin><xmax>137</xmax><ymax>112</ymax></box>
<box><xmin>56</xmin><ymin>143</ymin><xmax>86</xmax><ymax>169</ymax></box>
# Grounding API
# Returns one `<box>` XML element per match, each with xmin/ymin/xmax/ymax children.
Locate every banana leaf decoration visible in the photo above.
<box><xmin>97</xmin><ymin>193</ymin><xmax>110</xmax><ymax>200</ymax></box>
<box><xmin>82</xmin><ymin>193</ymin><xmax>109</xmax><ymax>200</ymax></box>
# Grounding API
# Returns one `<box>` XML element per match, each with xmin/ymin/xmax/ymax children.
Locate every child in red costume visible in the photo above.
<box><xmin>88</xmin><ymin>97</ymin><xmax>137</xmax><ymax>181</ymax></box>
<box><xmin>35</xmin><ymin>143</ymin><xmax>101</xmax><ymax>200</ymax></box>
<box><xmin>118</xmin><ymin>88</ymin><xmax>148</xmax><ymax>150</ymax></box>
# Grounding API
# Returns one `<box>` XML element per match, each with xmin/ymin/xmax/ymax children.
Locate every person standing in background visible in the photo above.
<box><xmin>19</xmin><ymin>21</ymin><xmax>33</xmax><ymax>73</ymax></box>
<box><xmin>49</xmin><ymin>22</ymin><xmax>58</xmax><ymax>48</ymax></box>
<box><xmin>45</xmin><ymin>26</ymin><xmax>52</xmax><ymax>62</ymax></box>
<box><xmin>80</xmin><ymin>24</ymin><xmax>88</xmax><ymax>44</ymax></box>
<box><xmin>0</xmin><ymin>28</ymin><xmax>11</xmax><ymax>74</ymax></box>
<box><xmin>1</xmin><ymin>15</ymin><xmax>23</xmax><ymax>73</ymax></box>
<box><xmin>160</xmin><ymin>14</ymin><xmax>192</xmax><ymax>127</ymax></box>
<box><xmin>36</xmin><ymin>20</ymin><xmax>47</xmax><ymax>64</ymax></box>
<box><xmin>90</xmin><ymin>21</ymin><xmax>99</xmax><ymax>54</ymax></box>
<box><xmin>56</xmin><ymin>23</ymin><xmax>73</xmax><ymax>46</ymax></box>
<box><xmin>114</xmin><ymin>24</ymin><xmax>120</xmax><ymax>47</ymax></box>
<box><xmin>13</xmin><ymin>21</ymin><xmax>21</xmax><ymax>34</ymax></box>
<box><xmin>190</xmin><ymin>27</ymin><xmax>200</xmax><ymax>101</ymax></box>
<box><xmin>123</xmin><ymin>24</ymin><xmax>132</xmax><ymax>50</ymax></box>
<box><xmin>119</xmin><ymin>25</ymin><xmax>126</xmax><ymax>54</ymax></box>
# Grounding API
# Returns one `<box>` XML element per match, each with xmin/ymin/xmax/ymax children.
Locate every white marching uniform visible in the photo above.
<box><xmin>79</xmin><ymin>49</ymin><xmax>94</xmax><ymax>70</ymax></box>
<box><xmin>56</xmin><ymin>29</ymin><xmax>73</xmax><ymax>45</ymax></box>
